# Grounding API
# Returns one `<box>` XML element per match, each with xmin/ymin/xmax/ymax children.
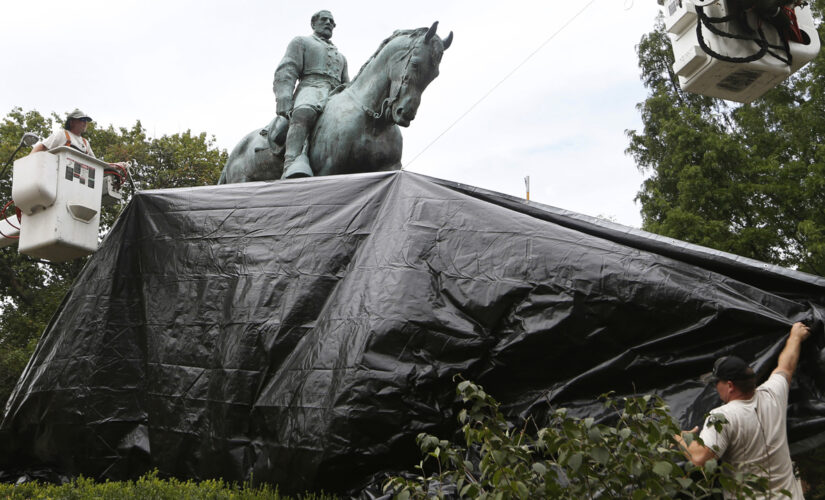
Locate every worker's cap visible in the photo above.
<box><xmin>66</xmin><ymin>109</ymin><xmax>93</xmax><ymax>122</ymax></box>
<box><xmin>707</xmin><ymin>355</ymin><xmax>752</xmax><ymax>383</ymax></box>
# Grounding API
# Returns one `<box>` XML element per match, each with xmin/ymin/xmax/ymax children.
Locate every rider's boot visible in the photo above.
<box><xmin>282</xmin><ymin>108</ymin><xmax>316</xmax><ymax>179</ymax></box>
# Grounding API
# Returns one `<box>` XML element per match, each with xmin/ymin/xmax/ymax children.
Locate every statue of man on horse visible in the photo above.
<box><xmin>269</xmin><ymin>10</ymin><xmax>350</xmax><ymax>179</ymax></box>
<box><xmin>218</xmin><ymin>12</ymin><xmax>451</xmax><ymax>185</ymax></box>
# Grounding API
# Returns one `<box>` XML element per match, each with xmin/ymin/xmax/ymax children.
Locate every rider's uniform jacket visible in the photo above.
<box><xmin>273</xmin><ymin>34</ymin><xmax>349</xmax><ymax>108</ymax></box>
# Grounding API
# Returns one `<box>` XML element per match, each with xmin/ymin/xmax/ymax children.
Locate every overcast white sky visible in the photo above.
<box><xmin>0</xmin><ymin>0</ymin><xmax>663</xmax><ymax>227</ymax></box>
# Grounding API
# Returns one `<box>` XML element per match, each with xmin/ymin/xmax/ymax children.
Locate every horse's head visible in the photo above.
<box><xmin>385</xmin><ymin>22</ymin><xmax>452</xmax><ymax>127</ymax></box>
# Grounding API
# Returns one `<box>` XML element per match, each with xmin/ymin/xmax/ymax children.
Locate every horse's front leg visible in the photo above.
<box><xmin>372</xmin><ymin>126</ymin><xmax>403</xmax><ymax>172</ymax></box>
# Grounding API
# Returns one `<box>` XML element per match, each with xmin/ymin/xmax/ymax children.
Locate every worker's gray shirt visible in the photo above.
<box><xmin>273</xmin><ymin>34</ymin><xmax>349</xmax><ymax>103</ymax></box>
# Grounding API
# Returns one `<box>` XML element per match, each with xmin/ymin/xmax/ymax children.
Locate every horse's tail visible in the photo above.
<box><xmin>217</xmin><ymin>165</ymin><xmax>228</xmax><ymax>185</ymax></box>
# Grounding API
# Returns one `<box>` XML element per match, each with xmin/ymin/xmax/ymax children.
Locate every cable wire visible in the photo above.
<box><xmin>404</xmin><ymin>0</ymin><xmax>598</xmax><ymax>168</ymax></box>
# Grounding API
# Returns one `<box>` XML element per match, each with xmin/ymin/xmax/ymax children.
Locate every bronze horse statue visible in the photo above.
<box><xmin>218</xmin><ymin>22</ymin><xmax>452</xmax><ymax>184</ymax></box>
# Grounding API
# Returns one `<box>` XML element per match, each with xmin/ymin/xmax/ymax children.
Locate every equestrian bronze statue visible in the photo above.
<box><xmin>218</xmin><ymin>14</ymin><xmax>451</xmax><ymax>184</ymax></box>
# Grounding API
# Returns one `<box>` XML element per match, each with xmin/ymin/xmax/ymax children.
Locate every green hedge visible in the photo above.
<box><xmin>0</xmin><ymin>471</ymin><xmax>339</xmax><ymax>500</ymax></box>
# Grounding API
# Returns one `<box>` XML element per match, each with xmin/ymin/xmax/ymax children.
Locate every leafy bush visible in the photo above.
<box><xmin>384</xmin><ymin>380</ymin><xmax>772</xmax><ymax>499</ymax></box>
<box><xmin>0</xmin><ymin>470</ymin><xmax>339</xmax><ymax>500</ymax></box>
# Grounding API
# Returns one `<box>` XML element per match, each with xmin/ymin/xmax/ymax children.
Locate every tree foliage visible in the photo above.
<box><xmin>384</xmin><ymin>380</ymin><xmax>771</xmax><ymax>499</ymax></box>
<box><xmin>0</xmin><ymin>108</ymin><xmax>227</xmax><ymax>406</ymax></box>
<box><xmin>626</xmin><ymin>2</ymin><xmax>825</xmax><ymax>275</ymax></box>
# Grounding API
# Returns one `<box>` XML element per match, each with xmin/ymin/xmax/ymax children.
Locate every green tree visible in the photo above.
<box><xmin>626</xmin><ymin>2</ymin><xmax>825</xmax><ymax>276</ymax></box>
<box><xmin>0</xmin><ymin>108</ymin><xmax>227</xmax><ymax>406</ymax></box>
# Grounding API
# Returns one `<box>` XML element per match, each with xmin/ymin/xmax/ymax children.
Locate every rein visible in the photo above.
<box><xmin>349</xmin><ymin>37</ymin><xmax>420</xmax><ymax>122</ymax></box>
<box><xmin>346</xmin><ymin>91</ymin><xmax>383</xmax><ymax>120</ymax></box>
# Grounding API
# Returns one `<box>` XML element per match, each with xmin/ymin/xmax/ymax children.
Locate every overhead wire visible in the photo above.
<box><xmin>403</xmin><ymin>0</ymin><xmax>599</xmax><ymax>169</ymax></box>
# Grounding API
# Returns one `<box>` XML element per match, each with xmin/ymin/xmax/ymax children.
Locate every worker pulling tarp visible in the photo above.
<box><xmin>1</xmin><ymin>171</ymin><xmax>824</xmax><ymax>493</ymax></box>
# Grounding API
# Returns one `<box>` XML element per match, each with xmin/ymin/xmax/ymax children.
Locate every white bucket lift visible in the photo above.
<box><xmin>661</xmin><ymin>0</ymin><xmax>820</xmax><ymax>103</ymax></box>
<box><xmin>9</xmin><ymin>147</ymin><xmax>119</xmax><ymax>261</ymax></box>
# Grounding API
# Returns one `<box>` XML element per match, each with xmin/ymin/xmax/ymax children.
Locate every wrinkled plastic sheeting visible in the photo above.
<box><xmin>1</xmin><ymin>171</ymin><xmax>824</xmax><ymax>493</ymax></box>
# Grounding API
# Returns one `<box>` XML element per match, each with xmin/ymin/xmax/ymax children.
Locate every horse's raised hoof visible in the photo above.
<box><xmin>282</xmin><ymin>154</ymin><xmax>314</xmax><ymax>179</ymax></box>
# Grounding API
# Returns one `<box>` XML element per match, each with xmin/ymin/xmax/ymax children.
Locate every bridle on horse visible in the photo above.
<box><xmin>349</xmin><ymin>36</ymin><xmax>423</xmax><ymax>122</ymax></box>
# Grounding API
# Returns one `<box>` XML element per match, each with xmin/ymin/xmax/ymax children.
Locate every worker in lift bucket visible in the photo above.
<box><xmin>31</xmin><ymin>108</ymin><xmax>96</xmax><ymax>158</ymax></box>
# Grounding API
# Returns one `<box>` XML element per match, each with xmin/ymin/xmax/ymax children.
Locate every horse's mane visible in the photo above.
<box><xmin>351</xmin><ymin>27</ymin><xmax>429</xmax><ymax>84</ymax></box>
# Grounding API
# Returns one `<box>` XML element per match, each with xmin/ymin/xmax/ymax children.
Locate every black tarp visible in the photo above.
<box><xmin>2</xmin><ymin>170</ymin><xmax>824</xmax><ymax>493</ymax></box>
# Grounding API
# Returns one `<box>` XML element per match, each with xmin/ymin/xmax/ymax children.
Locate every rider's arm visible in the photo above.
<box><xmin>273</xmin><ymin>37</ymin><xmax>304</xmax><ymax>115</ymax></box>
